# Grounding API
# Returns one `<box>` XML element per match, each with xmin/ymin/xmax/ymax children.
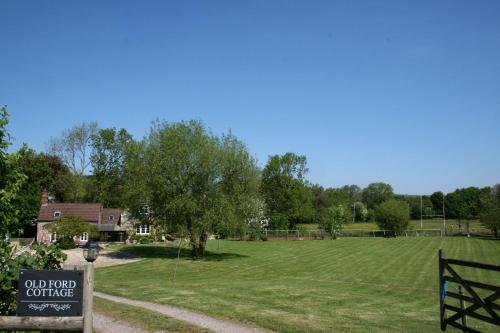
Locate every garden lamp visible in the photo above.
<box><xmin>82</xmin><ymin>241</ymin><xmax>102</xmax><ymax>263</ymax></box>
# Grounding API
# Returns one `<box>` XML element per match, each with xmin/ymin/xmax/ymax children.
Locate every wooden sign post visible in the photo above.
<box><xmin>0</xmin><ymin>263</ymin><xmax>94</xmax><ymax>332</ymax></box>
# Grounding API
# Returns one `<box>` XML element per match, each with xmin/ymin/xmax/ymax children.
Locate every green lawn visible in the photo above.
<box><xmin>95</xmin><ymin>238</ymin><xmax>499</xmax><ymax>333</ymax></box>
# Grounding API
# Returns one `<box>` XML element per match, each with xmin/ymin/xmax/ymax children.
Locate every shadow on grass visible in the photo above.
<box><xmin>114</xmin><ymin>244</ymin><xmax>248</xmax><ymax>261</ymax></box>
<box><xmin>446</xmin><ymin>234</ymin><xmax>498</xmax><ymax>240</ymax></box>
<box><xmin>470</xmin><ymin>235</ymin><xmax>500</xmax><ymax>241</ymax></box>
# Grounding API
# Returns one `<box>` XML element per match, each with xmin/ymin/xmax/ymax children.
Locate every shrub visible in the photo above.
<box><xmin>375</xmin><ymin>199</ymin><xmax>410</xmax><ymax>234</ymax></box>
<box><xmin>246</xmin><ymin>220</ymin><xmax>263</xmax><ymax>241</ymax></box>
<box><xmin>131</xmin><ymin>234</ymin><xmax>154</xmax><ymax>244</ymax></box>
<box><xmin>320</xmin><ymin>205</ymin><xmax>348</xmax><ymax>239</ymax></box>
<box><xmin>0</xmin><ymin>240</ymin><xmax>66</xmax><ymax>315</ymax></box>
<box><xmin>55</xmin><ymin>236</ymin><xmax>76</xmax><ymax>249</ymax></box>
<box><xmin>246</xmin><ymin>229</ymin><xmax>259</xmax><ymax>241</ymax></box>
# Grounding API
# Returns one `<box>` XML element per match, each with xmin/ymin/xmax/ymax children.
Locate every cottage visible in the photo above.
<box><xmin>36</xmin><ymin>192</ymin><xmax>126</xmax><ymax>244</ymax></box>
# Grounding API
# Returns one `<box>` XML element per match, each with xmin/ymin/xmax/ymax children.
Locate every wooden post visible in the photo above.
<box><xmin>64</xmin><ymin>263</ymin><xmax>93</xmax><ymax>333</ymax></box>
<box><xmin>84</xmin><ymin>263</ymin><xmax>94</xmax><ymax>333</ymax></box>
<box><xmin>439</xmin><ymin>249</ymin><xmax>446</xmax><ymax>331</ymax></box>
<box><xmin>0</xmin><ymin>316</ymin><xmax>83</xmax><ymax>331</ymax></box>
<box><xmin>458</xmin><ymin>286</ymin><xmax>468</xmax><ymax>332</ymax></box>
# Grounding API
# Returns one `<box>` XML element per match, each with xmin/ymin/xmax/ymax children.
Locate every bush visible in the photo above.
<box><xmin>320</xmin><ymin>205</ymin><xmax>348</xmax><ymax>239</ymax></box>
<box><xmin>55</xmin><ymin>236</ymin><xmax>77</xmax><ymax>249</ymax></box>
<box><xmin>131</xmin><ymin>234</ymin><xmax>154</xmax><ymax>244</ymax></box>
<box><xmin>246</xmin><ymin>221</ymin><xmax>263</xmax><ymax>241</ymax></box>
<box><xmin>246</xmin><ymin>229</ymin><xmax>259</xmax><ymax>241</ymax></box>
<box><xmin>0</xmin><ymin>240</ymin><xmax>67</xmax><ymax>315</ymax></box>
<box><xmin>375</xmin><ymin>199</ymin><xmax>410</xmax><ymax>234</ymax></box>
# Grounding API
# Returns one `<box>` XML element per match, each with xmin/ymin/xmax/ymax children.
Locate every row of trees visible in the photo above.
<box><xmin>1</xmin><ymin>117</ymin><xmax>133</xmax><ymax>236</ymax></box>
<box><xmin>2</xmin><ymin>107</ymin><xmax>499</xmax><ymax>255</ymax></box>
<box><xmin>261</xmin><ymin>158</ymin><xmax>410</xmax><ymax>233</ymax></box>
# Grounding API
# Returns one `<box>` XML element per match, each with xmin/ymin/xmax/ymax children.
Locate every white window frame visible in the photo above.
<box><xmin>136</xmin><ymin>225</ymin><xmax>151</xmax><ymax>235</ymax></box>
<box><xmin>109</xmin><ymin>215</ymin><xmax>114</xmax><ymax>221</ymax></box>
<box><xmin>80</xmin><ymin>232</ymin><xmax>88</xmax><ymax>241</ymax></box>
<box><xmin>53</xmin><ymin>211</ymin><xmax>61</xmax><ymax>218</ymax></box>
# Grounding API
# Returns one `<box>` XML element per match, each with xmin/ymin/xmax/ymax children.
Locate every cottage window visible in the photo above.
<box><xmin>136</xmin><ymin>225</ymin><xmax>151</xmax><ymax>235</ymax></box>
<box><xmin>109</xmin><ymin>215</ymin><xmax>114</xmax><ymax>221</ymax></box>
<box><xmin>80</xmin><ymin>232</ymin><xmax>88</xmax><ymax>241</ymax></box>
<box><xmin>53</xmin><ymin>211</ymin><xmax>61</xmax><ymax>218</ymax></box>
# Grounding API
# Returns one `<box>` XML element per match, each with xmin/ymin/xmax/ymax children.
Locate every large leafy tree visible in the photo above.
<box><xmin>261</xmin><ymin>153</ymin><xmax>315</xmax><ymax>229</ymax></box>
<box><xmin>430</xmin><ymin>191</ymin><xmax>445</xmax><ymax>214</ymax></box>
<box><xmin>445</xmin><ymin>187</ymin><xmax>487</xmax><ymax>230</ymax></box>
<box><xmin>44</xmin><ymin>154</ymin><xmax>75</xmax><ymax>202</ymax></box>
<box><xmin>11</xmin><ymin>146</ymin><xmax>72</xmax><ymax>236</ymax></box>
<box><xmin>311</xmin><ymin>185</ymin><xmax>365</xmax><ymax>224</ymax></box>
<box><xmin>480</xmin><ymin>184</ymin><xmax>500</xmax><ymax>238</ymax></box>
<box><xmin>89</xmin><ymin>127</ymin><xmax>133</xmax><ymax>207</ymax></box>
<box><xmin>125</xmin><ymin>120</ymin><xmax>261</xmax><ymax>257</ymax></box>
<box><xmin>0</xmin><ymin>106</ymin><xmax>27</xmax><ymax>238</ymax></box>
<box><xmin>398</xmin><ymin>195</ymin><xmax>433</xmax><ymax>220</ymax></box>
<box><xmin>362</xmin><ymin>182</ymin><xmax>394</xmax><ymax>209</ymax></box>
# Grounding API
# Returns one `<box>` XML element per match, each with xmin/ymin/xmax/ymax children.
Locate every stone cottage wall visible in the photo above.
<box><xmin>36</xmin><ymin>222</ymin><xmax>52</xmax><ymax>244</ymax></box>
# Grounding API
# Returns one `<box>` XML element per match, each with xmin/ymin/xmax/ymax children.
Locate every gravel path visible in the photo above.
<box><xmin>64</xmin><ymin>248</ymin><xmax>143</xmax><ymax>267</ymax></box>
<box><xmin>94</xmin><ymin>311</ymin><xmax>161</xmax><ymax>333</ymax></box>
<box><xmin>94</xmin><ymin>292</ymin><xmax>276</xmax><ymax>333</ymax></box>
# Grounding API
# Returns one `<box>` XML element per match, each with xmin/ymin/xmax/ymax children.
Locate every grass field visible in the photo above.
<box><xmin>95</xmin><ymin>238</ymin><xmax>499</xmax><ymax>333</ymax></box>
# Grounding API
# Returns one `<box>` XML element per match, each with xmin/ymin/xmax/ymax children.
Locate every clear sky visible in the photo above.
<box><xmin>2</xmin><ymin>0</ymin><xmax>499</xmax><ymax>195</ymax></box>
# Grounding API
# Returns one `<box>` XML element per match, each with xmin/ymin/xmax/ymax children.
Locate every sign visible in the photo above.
<box><xmin>17</xmin><ymin>269</ymin><xmax>84</xmax><ymax>316</ymax></box>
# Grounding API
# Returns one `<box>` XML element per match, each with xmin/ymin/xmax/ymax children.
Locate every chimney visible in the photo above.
<box><xmin>41</xmin><ymin>191</ymin><xmax>49</xmax><ymax>206</ymax></box>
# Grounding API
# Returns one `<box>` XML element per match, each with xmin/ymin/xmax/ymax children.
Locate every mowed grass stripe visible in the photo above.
<box><xmin>95</xmin><ymin>238</ymin><xmax>500</xmax><ymax>333</ymax></box>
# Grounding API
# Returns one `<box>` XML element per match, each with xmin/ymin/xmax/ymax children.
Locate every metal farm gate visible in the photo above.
<box><xmin>439</xmin><ymin>249</ymin><xmax>500</xmax><ymax>332</ymax></box>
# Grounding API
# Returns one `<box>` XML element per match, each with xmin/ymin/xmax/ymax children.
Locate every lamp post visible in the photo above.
<box><xmin>82</xmin><ymin>241</ymin><xmax>101</xmax><ymax>263</ymax></box>
<box><xmin>81</xmin><ymin>241</ymin><xmax>100</xmax><ymax>333</ymax></box>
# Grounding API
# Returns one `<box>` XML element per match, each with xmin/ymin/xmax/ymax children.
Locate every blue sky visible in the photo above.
<box><xmin>1</xmin><ymin>0</ymin><xmax>499</xmax><ymax>194</ymax></box>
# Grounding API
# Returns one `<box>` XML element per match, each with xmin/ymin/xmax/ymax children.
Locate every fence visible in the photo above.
<box><xmin>260</xmin><ymin>229</ymin><xmax>328</xmax><ymax>240</ymax></box>
<box><xmin>339</xmin><ymin>229</ymin><xmax>443</xmax><ymax>238</ymax></box>
<box><xmin>445</xmin><ymin>227</ymin><xmax>492</xmax><ymax>237</ymax></box>
<box><xmin>236</xmin><ymin>225</ymin><xmax>496</xmax><ymax>241</ymax></box>
<box><xmin>240</xmin><ymin>228</ymin><xmax>447</xmax><ymax>240</ymax></box>
<box><xmin>439</xmin><ymin>249</ymin><xmax>500</xmax><ymax>332</ymax></box>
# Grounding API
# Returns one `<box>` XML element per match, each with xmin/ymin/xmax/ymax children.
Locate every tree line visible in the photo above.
<box><xmin>1</xmin><ymin>107</ymin><xmax>499</xmax><ymax>256</ymax></box>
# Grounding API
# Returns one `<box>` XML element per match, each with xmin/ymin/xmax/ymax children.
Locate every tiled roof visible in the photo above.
<box><xmin>37</xmin><ymin>203</ymin><xmax>103</xmax><ymax>222</ymax></box>
<box><xmin>102</xmin><ymin>209</ymin><xmax>122</xmax><ymax>225</ymax></box>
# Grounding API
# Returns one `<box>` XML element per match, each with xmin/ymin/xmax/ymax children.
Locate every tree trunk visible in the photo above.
<box><xmin>494</xmin><ymin>226</ymin><xmax>498</xmax><ymax>238</ymax></box>
<box><xmin>191</xmin><ymin>232</ymin><xmax>208</xmax><ymax>258</ymax></box>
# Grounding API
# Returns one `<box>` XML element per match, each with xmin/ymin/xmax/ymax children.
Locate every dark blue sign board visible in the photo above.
<box><xmin>17</xmin><ymin>269</ymin><xmax>84</xmax><ymax>316</ymax></box>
